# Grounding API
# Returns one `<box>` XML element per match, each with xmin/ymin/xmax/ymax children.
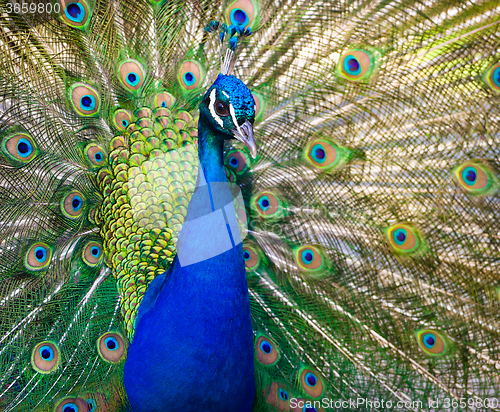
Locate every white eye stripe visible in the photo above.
<box><xmin>209</xmin><ymin>89</ymin><xmax>224</xmax><ymax>128</ymax></box>
<box><xmin>229</xmin><ymin>103</ymin><xmax>241</xmax><ymax>133</ymax></box>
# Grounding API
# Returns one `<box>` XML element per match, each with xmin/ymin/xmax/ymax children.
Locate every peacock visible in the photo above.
<box><xmin>1</xmin><ymin>0</ymin><xmax>500</xmax><ymax>411</ymax></box>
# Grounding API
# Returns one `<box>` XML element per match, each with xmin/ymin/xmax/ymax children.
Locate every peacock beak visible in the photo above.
<box><xmin>232</xmin><ymin>120</ymin><xmax>257</xmax><ymax>159</ymax></box>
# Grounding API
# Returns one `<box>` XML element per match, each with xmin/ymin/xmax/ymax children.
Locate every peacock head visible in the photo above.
<box><xmin>199</xmin><ymin>74</ymin><xmax>257</xmax><ymax>158</ymax></box>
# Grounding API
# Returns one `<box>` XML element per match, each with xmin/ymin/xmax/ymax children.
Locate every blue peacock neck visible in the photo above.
<box><xmin>197</xmin><ymin>121</ymin><xmax>228</xmax><ymax>183</ymax></box>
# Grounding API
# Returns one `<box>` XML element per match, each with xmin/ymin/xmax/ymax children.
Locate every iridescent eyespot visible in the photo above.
<box><xmin>243</xmin><ymin>244</ymin><xmax>260</xmax><ymax>270</ymax></box>
<box><xmin>1</xmin><ymin>132</ymin><xmax>38</xmax><ymax>163</ymax></box>
<box><xmin>54</xmin><ymin>397</ymin><xmax>89</xmax><ymax>412</ymax></box>
<box><xmin>226</xmin><ymin>149</ymin><xmax>249</xmax><ymax>174</ymax></box>
<box><xmin>97</xmin><ymin>332</ymin><xmax>127</xmax><ymax>363</ymax></box>
<box><xmin>416</xmin><ymin>330</ymin><xmax>448</xmax><ymax>357</ymax></box>
<box><xmin>252</xmin><ymin>190</ymin><xmax>283</xmax><ymax>218</ymax></box>
<box><xmin>337</xmin><ymin>49</ymin><xmax>377</xmax><ymax>82</ymax></box>
<box><xmin>154</xmin><ymin>91</ymin><xmax>176</xmax><ymax>109</ymax></box>
<box><xmin>226</xmin><ymin>0</ymin><xmax>259</xmax><ymax>29</ymax></box>
<box><xmin>113</xmin><ymin>109</ymin><xmax>133</xmax><ymax>131</ymax></box>
<box><xmin>84</xmin><ymin>143</ymin><xmax>106</xmax><ymax>167</ymax></box>
<box><xmin>454</xmin><ymin>161</ymin><xmax>497</xmax><ymax>196</ymax></box>
<box><xmin>255</xmin><ymin>335</ymin><xmax>280</xmax><ymax>365</ymax></box>
<box><xmin>57</xmin><ymin>0</ymin><xmax>91</xmax><ymax>29</ymax></box>
<box><xmin>304</xmin><ymin>138</ymin><xmax>346</xmax><ymax>172</ymax></box>
<box><xmin>118</xmin><ymin>59</ymin><xmax>146</xmax><ymax>92</ymax></box>
<box><xmin>25</xmin><ymin>242</ymin><xmax>52</xmax><ymax>271</ymax></box>
<box><xmin>484</xmin><ymin>62</ymin><xmax>500</xmax><ymax>92</ymax></box>
<box><xmin>252</xmin><ymin>91</ymin><xmax>266</xmax><ymax>123</ymax></box>
<box><xmin>265</xmin><ymin>382</ymin><xmax>292</xmax><ymax>410</ymax></box>
<box><xmin>69</xmin><ymin>83</ymin><xmax>100</xmax><ymax>117</ymax></box>
<box><xmin>178</xmin><ymin>60</ymin><xmax>204</xmax><ymax>91</ymax></box>
<box><xmin>294</xmin><ymin>245</ymin><xmax>326</xmax><ymax>274</ymax></box>
<box><xmin>82</xmin><ymin>241</ymin><xmax>103</xmax><ymax>266</ymax></box>
<box><xmin>61</xmin><ymin>191</ymin><xmax>86</xmax><ymax>219</ymax></box>
<box><xmin>386</xmin><ymin>223</ymin><xmax>422</xmax><ymax>255</ymax></box>
<box><xmin>299</xmin><ymin>368</ymin><xmax>324</xmax><ymax>398</ymax></box>
<box><xmin>31</xmin><ymin>341</ymin><xmax>60</xmax><ymax>373</ymax></box>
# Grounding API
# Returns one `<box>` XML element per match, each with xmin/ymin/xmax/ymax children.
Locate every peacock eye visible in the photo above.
<box><xmin>215</xmin><ymin>100</ymin><xmax>230</xmax><ymax>116</ymax></box>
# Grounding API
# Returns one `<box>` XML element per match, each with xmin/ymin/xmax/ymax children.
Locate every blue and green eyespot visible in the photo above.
<box><xmin>57</xmin><ymin>0</ymin><xmax>91</xmax><ymax>29</ymax></box>
<box><xmin>61</xmin><ymin>191</ymin><xmax>86</xmax><ymax>219</ymax></box>
<box><xmin>337</xmin><ymin>48</ymin><xmax>379</xmax><ymax>83</ymax></box>
<box><xmin>386</xmin><ymin>223</ymin><xmax>423</xmax><ymax>255</ymax></box>
<box><xmin>252</xmin><ymin>190</ymin><xmax>284</xmax><ymax>219</ymax></box>
<box><xmin>97</xmin><ymin>332</ymin><xmax>127</xmax><ymax>363</ymax></box>
<box><xmin>85</xmin><ymin>143</ymin><xmax>106</xmax><ymax>167</ymax></box>
<box><xmin>243</xmin><ymin>244</ymin><xmax>261</xmax><ymax>270</ymax></box>
<box><xmin>25</xmin><ymin>242</ymin><xmax>52</xmax><ymax>271</ymax></box>
<box><xmin>178</xmin><ymin>60</ymin><xmax>204</xmax><ymax>91</ymax></box>
<box><xmin>1</xmin><ymin>131</ymin><xmax>38</xmax><ymax>163</ymax></box>
<box><xmin>294</xmin><ymin>245</ymin><xmax>328</xmax><ymax>276</ymax></box>
<box><xmin>113</xmin><ymin>109</ymin><xmax>133</xmax><ymax>131</ymax></box>
<box><xmin>226</xmin><ymin>149</ymin><xmax>250</xmax><ymax>174</ymax></box>
<box><xmin>118</xmin><ymin>60</ymin><xmax>146</xmax><ymax>92</ymax></box>
<box><xmin>255</xmin><ymin>334</ymin><xmax>280</xmax><ymax>366</ymax></box>
<box><xmin>299</xmin><ymin>367</ymin><xmax>324</xmax><ymax>398</ymax></box>
<box><xmin>54</xmin><ymin>397</ymin><xmax>89</xmax><ymax>412</ymax></box>
<box><xmin>226</xmin><ymin>0</ymin><xmax>259</xmax><ymax>29</ymax></box>
<box><xmin>304</xmin><ymin>138</ymin><xmax>347</xmax><ymax>172</ymax></box>
<box><xmin>416</xmin><ymin>329</ymin><xmax>448</xmax><ymax>357</ymax></box>
<box><xmin>69</xmin><ymin>83</ymin><xmax>100</xmax><ymax>117</ymax></box>
<box><xmin>82</xmin><ymin>241</ymin><xmax>103</xmax><ymax>267</ymax></box>
<box><xmin>454</xmin><ymin>161</ymin><xmax>498</xmax><ymax>197</ymax></box>
<box><xmin>31</xmin><ymin>341</ymin><xmax>60</xmax><ymax>373</ymax></box>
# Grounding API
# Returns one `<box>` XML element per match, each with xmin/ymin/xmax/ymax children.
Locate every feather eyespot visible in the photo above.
<box><xmin>57</xmin><ymin>0</ymin><xmax>91</xmax><ymax>29</ymax></box>
<box><xmin>25</xmin><ymin>242</ymin><xmax>52</xmax><ymax>271</ymax></box>
<box><xmin>252</xmin><ymin>190</ymin><xmax>283</xmax><ymax>218</ymax></box>
<box><xmin>265</xmin><ymin>382</ymin><xmax>292</xmax><ymax>411</ymax></box>
<box><xmin>178</xmin><ymin>60</ymin><xmax>204</xmax><ymax>91</ymax></box>
<box><xmin>61</xmin><ymin>191</ymin><xmax>86</xmax><ymax>219</ymax></box>
<box><xmin>255</xmin><ymin>335</ymin><xmax>280</xmax><ymax>365</ymax></box>
<box><xmin>1</xmin><ymin>132</ymin><xmax>37</xmax><ymax>163</ymax></box>
<box><xmin>82</xmin><ymin>241</ymin><xmax>103</xmax><ymax>266</ymax></box>
<box><xmin>69</xmin><ymin>83</ymin><xmax>100</xmax><ymax>117</ymax></box>
<box><xmin>295</xmin><ymin>245</ymin><xmax>325</xmax><ymax>273</ymax></box>
<box><xmin>416</xmin><ymin>330</ymin><xmax>448</xmax><ymax>357</ymax></box>
<box><xmin>484</xmin><ymin>62</ymin><xmax>500</xmax><ymax>92</ymax></box>
<box><xmin>386</xmin><ymin>223</ymin><xmax>422</xmax><ymax>255</ymax></box>
<box><xmin>154</xmin><ymin>91</ymin><xmax>176</xmax><ymax>109</ymax></box>
<box><xmin>226</xmin><ymin>149</ymin><xmax>249</xmax><ymax>174</ymax></box>
<box><xmin>337</xmin><ymin>49</ymin><xmax>376</xmax><ymax>82</ymax></box>
<box><xmin>304</xmin><ymin>138</ymin><xmax>346</xmax><ymax>172</ymax></box>
<box><xmin>299</xmin><ymin>368</ymin><xmax>324</xmax><ymax>398</ymax></box>
<box><xmin>84</xmin><ymin>143</ymin><xmax>106</xmax><ymax>167</ymax></box>
<box><xmin>454</xmin><ymin>161</ymin><xmax>497</xmax><ymax>196</ymax></box>
<box><xmin>31</xmin><ymin>341</ymin><xmax>60</xmax><ymax>373</ymax></box>
<box><xmin>97</xmin><ymin>332</ymin><xmax>127</xmax><ymax>363</ymax></box>
<box><xmin>252</xmin><ymin>91</ymin><xmax>266</xmax><ymax>123</ymax></box>
<box><xmin>113</xmin><ymin>109</ymin><xmax>133</xmax><ymax>131</ymax></box>
<box><xmin>226</xmin><ymin>0</ymin><xmax>259</xmax><ymax>29</ymax></box>
<box><xmin>118</xmin><ymin>60</ymin><xmax>146</xmax><ymax>91</ymax></box>
<box><xmin>243</xmin><ymin>244</ymin><xmax>260</xmax><ymax>270</ymax></box>
<box><xmin>54</xmin><ymin>397</ymin><xmax>89</xmax><ymax>412</ymax></box>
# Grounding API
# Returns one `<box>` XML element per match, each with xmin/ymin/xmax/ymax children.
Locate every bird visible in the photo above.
<box><xmin>0</xmin><ymin>0</ymin><xmax>500</xmax><ymax>411</ymax></box>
